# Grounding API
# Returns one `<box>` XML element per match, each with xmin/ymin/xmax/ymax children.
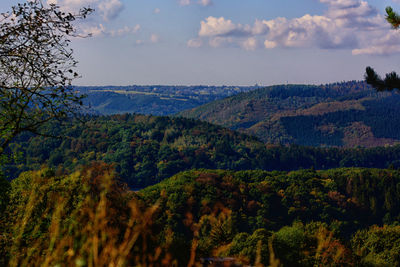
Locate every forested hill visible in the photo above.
<box><xmin>179</xmin><ymin>81</ymin><xmax>400</xmax><ymax>147</ymax></box>
<box><xmin>138</xmin><ymin>168</ymin><xmax>400</xmax><ymax>265</ymax></box>
<box><xmin>6</xmin><ymin>113</ymin><xmax>400</xmax><ymax>188</ymax></box>
<box><xmin>79</xmin><ymin>85</ymin><xmax>257</xmax><ymax>116</ymax></box>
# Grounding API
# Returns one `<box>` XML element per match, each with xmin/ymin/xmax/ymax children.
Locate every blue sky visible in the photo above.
<box><xmin>2</xmin><ymin>0</ymin><xmax>400</xmax><ymax>86</ymax></box>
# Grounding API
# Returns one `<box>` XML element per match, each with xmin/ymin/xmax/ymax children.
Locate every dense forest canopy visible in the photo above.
<box><xmin>138</xmin><ymin>168</ymin><xmax>400</xmax><ymax>265</ymax></box>
<box><xmin>5</xmin><ymin>113</ymin><xmax>400</xmax><ymax>188</ymax></box>
<box><xmin>179</xmin><ymin>81</ymin><xmax>400</xmax><ymax>147</ymax></box>
<box><xmin>2</xmin><ymin>166</ymin><xmax>400</xmax><ymax>266</ymax></box>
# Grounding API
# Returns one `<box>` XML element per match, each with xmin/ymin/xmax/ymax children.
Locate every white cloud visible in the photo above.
<box><xmin>209</xmin><ymin>37</ymin><xmax>232</xmax><ymax>48</ymax></box>
<box><xmin>199</xmin><ymin>17</ymin><xmax>237</xmax><ymax>37</ymax></box>
<box><xmin>241</xmin><ymin>37</ymin><xmax>257</xmax><ymax>51</ymax></box>
<box><xmin>133</xmin><ymin>34</ymin><xmax>161</xmax><ymax>46</ymax></box>
<box><xmin>98</xmin><ymin>0</ymin><xmax>124</xmax><ymax>21</ymax></box>
<box><xmin>47</xmin><ymin>0</ymin><xmax>98</xmax><ymax>12</ymax></box>
<box><xmin>352</xmin><ymin>45</ymin><xmax>400</xmax><ymax>55</ymax></box>
<box><xmin>198</xmin><ymin>17</ymin><xmax>256</xmax><ymax>38</ymax></box>
<box><xmin>133</xmin><ymin>24</ymin><xmax>141</xmax><ymax>33</ymax></box>
<box><xmin>49</xmin><ymin>0</ymin><xmax>140</xmax><ymax>39</ymax></box>
<box><xmin>179</xmin><ymin>0</ymin><xmax>191</xmax><ymax>6</ymax></box>
<box><xmin>179</xmin><ymin>0</ymin><xmax>213</xmax><ymax>7</ymax></box>
<box><xmin>187</xmin><ymin>38</ymin><xmax>203</xmax><ymax>48</ymax></box>
<box><xmin>49</xmin><ymin>0</ymin><xmax>124</xmax><ymax>21</ymax></box>
<box><xmin>109</xmin><ymin>24</ymin><xmax>140</xmax><ymax>37</ymax></box>
<box><xmin>154</xmin><ymin>8</ymin><xmax>161</xmax><ymax>14</ymax></box>
<box><xmin>80</xmin><ymin>23</ymin><xmax>106</xmax><ymax>37</ymax></box>
<box><xmin>191</xmin><ymin>0</ymin><xmax>399</xmax><ymax>55</ymax></box>
<box><xmin>135</xmin><ymin>40</ymin><xmax>144</xmax><ymax>45</ymax></box>
<box><xmin>264</xmin><ymin>40</ymin><xmax>277</xmax><ymax>49</ymax></box>
<box><xmin>198</xmin><ymin>0</ymin><xmax>212</xmax><ymax>6</ymax></box>
<box><xmin>80</xmin><ymin>24</ymin><xmax>140</xmax><ymax>38</ymax></box>
<box><xmin>319</xmin><ymin>0</ymin><xmax>360</xmax><ymax>8</ymax></box>
<box><xmin>150</xmin><ymin>34</ymin><xmax>160</xmax><ymax>43</ymax></box>
<box><xmin>252</xmin><ymin>19</ymin><xmax>269</xmax><ymax>35</ymax></box>
<box><xmin>352</xmin><ymin>31</ymin><xmax>400</xmax><ymax>55</ymax></box>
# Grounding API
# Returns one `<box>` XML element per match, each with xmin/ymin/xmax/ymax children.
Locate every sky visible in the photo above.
<box><xmin>2</xmin><ymin>0</ymin><xmax>400</xmax><ymax>86</ymax></box>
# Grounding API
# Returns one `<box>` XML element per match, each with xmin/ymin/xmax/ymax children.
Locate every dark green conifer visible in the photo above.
<box><xmin>366</xmin><ymin>7</ymin><xmax>400</xmax><ymax>91</ymax></box>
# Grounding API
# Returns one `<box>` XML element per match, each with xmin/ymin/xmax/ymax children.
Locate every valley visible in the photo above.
<box><xmin>180</xmin><ymin>81</ymin><xmax>400</xmax><ymax>147</ymax></box>
<box><xmin>2</xmin><ymin>1</ymin><xmax>400</xmax><ymax>265</ymax></box>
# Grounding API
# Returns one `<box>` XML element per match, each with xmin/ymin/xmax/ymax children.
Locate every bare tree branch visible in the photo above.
<box><xmin>0</xmin><ymin>0</ymin><xmax>93</xmax><ymax>154</ymax></box>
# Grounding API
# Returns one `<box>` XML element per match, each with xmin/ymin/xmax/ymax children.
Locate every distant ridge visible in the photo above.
<box><xmin>178</xmin><ymin>81</ymin><xmax>400</xmax><ymax>147</ymax></box>
<box><xmin>78</xmin><ymin>85</ymin><xmax>258</xmax><ymax>116</ymax></box>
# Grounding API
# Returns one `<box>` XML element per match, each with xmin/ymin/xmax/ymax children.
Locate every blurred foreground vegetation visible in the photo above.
<box><xmin>1</xmin><ymin>165</ymin><xmax>400</xmax><ymax>266</ymax></box>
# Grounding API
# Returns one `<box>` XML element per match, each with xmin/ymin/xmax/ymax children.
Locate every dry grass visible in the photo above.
<box><xmin>4</xmin><ymin>163</ymin><xmax>174</xmax><ymax>267</ymax></box>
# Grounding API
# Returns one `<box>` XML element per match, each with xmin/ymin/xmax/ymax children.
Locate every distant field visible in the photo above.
<box><xmin>90</xmin><ymin>89</ymin><xmax>160</xmax><ymax>95</ymax></box>
<box><xmin>79</xmin><ymin>85</ymin><xmax>257</xmax><ymax>115</ymax></box>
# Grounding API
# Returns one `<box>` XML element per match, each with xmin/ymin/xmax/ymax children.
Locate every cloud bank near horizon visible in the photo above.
<box><xmin>188</xmin><ymin>0</ymin><xmax>398</xmax><ymax>55</ymax></box>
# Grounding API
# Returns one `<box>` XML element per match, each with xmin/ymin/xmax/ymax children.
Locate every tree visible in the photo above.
<box><xmin>366</xmin><ymin>7</ymin><xmax>400</xmax><ymax>91</ymax></box>
<box><xmin>0</xmin><ymin>0</ymin><xmax>92</xmax><ymax>154</ymax></box>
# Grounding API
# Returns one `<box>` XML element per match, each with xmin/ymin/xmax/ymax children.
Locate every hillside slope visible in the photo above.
<box><xmin>79</xmin><ymin>85</ymin><xmax>256</xmax><ymax>115</ymax></box>
<box><xmin>139</xmin><ymin>168</ymin><xmax>400</xmax><ymax>265</ymax></box>
<box><xmin>6</xmin><ymin>114</ymin><xmax>400</xmax><ymax>188</ymax></box>
<box><xmin>179</xmin><ymin>81</ymin><xmax>400</xmax><ymax>147</ymax></box>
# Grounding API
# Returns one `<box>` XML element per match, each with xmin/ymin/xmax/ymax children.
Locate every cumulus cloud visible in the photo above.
<box><xmin>198</xmin><ymin>0</ymin><xmax>212</xmax><ymax>6</ymax></box>
<box><xmin>135</xmin><ymin>40</ymin><xmax>144</xmax><ymax>45</ymax></box>
<box><xmin>352</xmin><ymin>31</ymin><xmax>400</xmax><ymax>55</ymax></box>
<box><xmin>187</xmin><ymin>38</ymin><xmax>203</xmax><ymax>48</ymax></box>
<box><xmin>48</xmin><ymin>0</ymin><xmax>142</xmax><ymax>39</ymax></box>
<box><xmin>80</xmin><ymin>24</ymin><xmax>140</xmax><ymax>37</ymax></box>
<box><xmin>80</xmin><ymin>23</ymin><xmax>106</xmax><ymax>37</ymax></box>
<box><xmin>209</xmin><ymin>37</ymin><xmax>232</xmax><ymax>48</ymax></box>
<box><xmin>150</xmin><ymin>34</ymin><xmax>160</xmax><ymax>43</ymax></box>
<box><xmin>49</xmin><ymin>0</ymin><xmax>124</xmax><ymax>21</ymax></box>
<box><xmin>199</xmin><ymin>17</ymin><xmax>237</xmax><ymax>37</ymax></box>
<box><xmin>179</xmin><ymin>0</ymin><xmax>191</xmax><ymax>6</ymax></box>
<box><xmin>133</xmin><ymin>34</ymin><xmax>161</xmax><ymax>46</ymax></box>
<box><xmin>264</xmin><ymin>40</ymin><xmax>277</xmax><ymax>49</ymax></box>
<box><xmin>47</xmin><ymin>0</ymin><xmax>98</xmax><ymax>10</ymax></box>
<box><xmin>189</xmin><ymin>0</ymin><xmax>400</xmax><ymax>55</ymax></box>
<box><xmin>98</xmin><ymin>0</ymin><xmax>124</xmax><ymax>21</ymax></box>
<box><xmin>179</xmin><ymin>0</ymin><xmax>213</xmax><ymax>7</ymax></box>
<box><xmin>241</xmin><ymin>37</ymin><xmax>258</xmax><ymax>51</ymax></box>
<box><xmin>109</xmin><ymin>24</ymin><xmax>140</xmax><ymax>37</ymax></box>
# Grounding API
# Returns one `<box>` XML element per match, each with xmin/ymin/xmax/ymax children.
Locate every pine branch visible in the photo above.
<box><xmin>386</xmin><ymin>7</ymin><xmax>400</xmax><ymax>29</ymax></box>
<box><xmin>365</xmin><ymin>66</ymin><xmax>400</xmax><ymax>91</ymax></box>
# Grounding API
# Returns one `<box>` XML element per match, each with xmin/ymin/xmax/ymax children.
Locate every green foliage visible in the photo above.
<box><xmin>6</xmin><ymin>113</ymin><xmax>400</xmax><ymax>188</ymax></box>
<box><xmin>180</xmin><ymin>81</ymin><xmax>400</xmax><ymax>147</ymax></box>
<box><xmin>364</xmin><ymin>7</ymin><xmax>400</xmax><ymax>93</ymax></box>
<box><xmin>272</xmin><ymin>224</ymin><xmax>310</xmax><ymax>266</ymax></box>
<box><xmin>2</xmin><ymin>165</ymin><xmax>399</xmax><ymax>266</ymax></box>
<box><xmin>352</xmin><ymin>225</ymin><xmax>400</xmax><ymax>266</ymax></box>
<box><xmin>139</xmin><ymin>168</ymin><xmax>400</xmax><ymax>264</ymax></box>
<box><xmin>365</xmin><ymin>66</ymin><xmax>400</xmax><ymax>92</ymax></box>
<box><xmin>386</xmin><ymin>6</ymin><xmax>400</xmax><ymax>29</ymax></box>
<box><xmin>5</xmin><ymin>114</ymin><xmax>265</xmax><ymax>187</ymax></box>
<box><xmin>225</xmin><ymin>229</ymin><xmax>270</xmax><ymax>265</ymax></box>
<box><xmin>271</xmin><ymin>222</ymin><xmax>354</xmax><ymax>267</ymax></box>
<box><xmin>0</xmin><ymin>175</ymin><xmax>9</xmax><ymax>214</ymax></box>
<box><xmin>0</xmin><ymin>163</ymin><xmax>170</xmax><ymax>266</ymax></box>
